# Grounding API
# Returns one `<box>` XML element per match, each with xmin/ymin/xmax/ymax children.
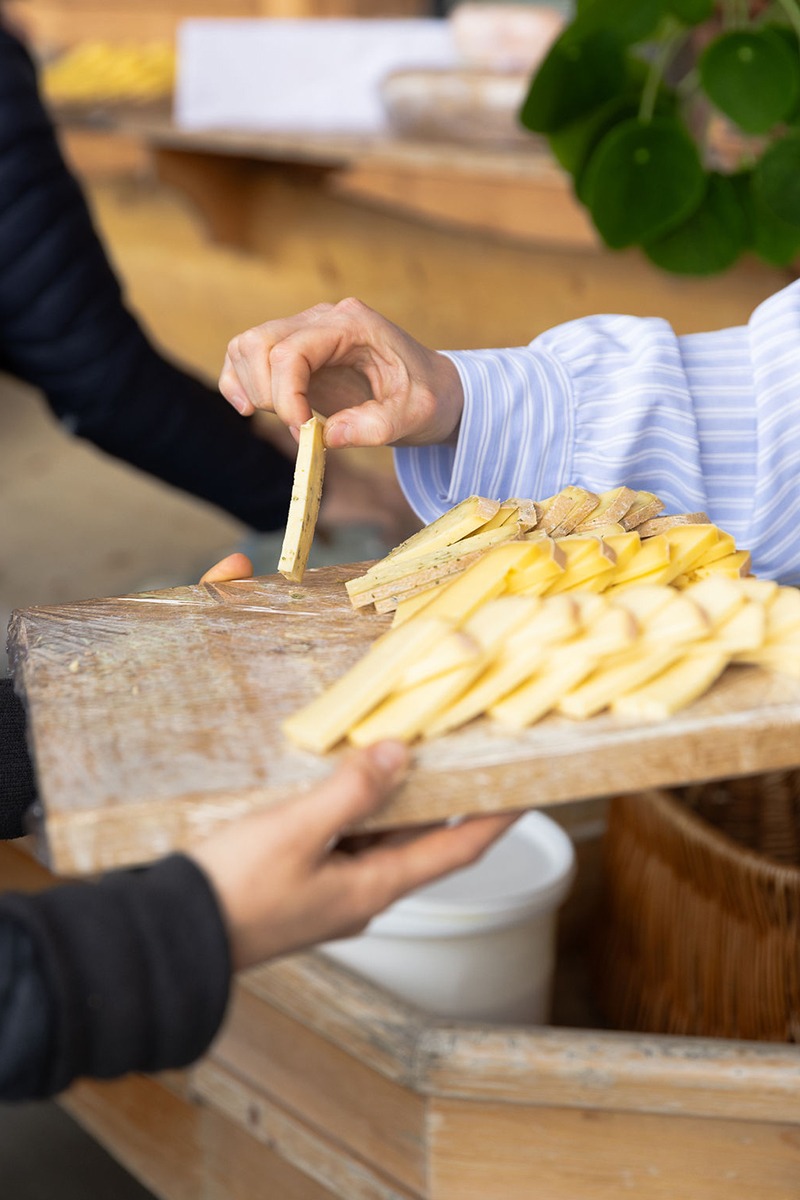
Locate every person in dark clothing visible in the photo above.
<box><xmin>0</xmin><ymin>20</ymin><xmax>415</xmax><ymax>542</ymax></box>
<box><xmin>0</xmin><ymin>552</ymin><xmax>514</xmax><ymax>1100</ymax></box>
<box><xmin>1</xmin><ymin>19</ymin><xmax>498</xmax><ymax>1103</ymax></box>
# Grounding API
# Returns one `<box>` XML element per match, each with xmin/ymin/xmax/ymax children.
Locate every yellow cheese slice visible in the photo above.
<box><xmin>690</xmin><ymin>550</ymin><xmax>752</xmax><ymax>580</ymax></box>
<box><xmin>346</xmin><ymin>524</ymin><xmax>517</xmax><ymax>599</ymax></box>
<box><xmin>397</xmin><ymin>541</ymin><xmax>542</xmax><ymax>626</ymax></box>
<box><xmin>557</xmin><ymin>643</ymin><xmax>684</xmax><ymax>718</ymax></box>
<box><xmin>382</xmin><ymin>495</ymin><xmax>500</xmax><ymax>565</ymax></box>
<box><xmin>602</xmin><ymin>534</ymin><xmax>671</xmax><ymax>588</ymax></box>
<box><xmin>282</xmin><ymin>616</ymin><xmax>451</xmax><ymax>752</ymax></box>
<box><xmin>278</xmin><ymin>413</ymin><xmax>326</xmax><ymax>583</ymax></box>
<box><xmin>348</xmin><ymin>658</ymin><xmax>486</xmax><ymax>747</ymax></box>
<box><xmin>660</xmin><ymin>525</ymin><xmax>725</xmax><ymax>583</ymax></box>
<box><xmin>425</xmin><ymin>596</ymin><xmax>579</xmax><ymax>736</ymax></box>
<box><xmin>611</xmin><ymin>649</ymin><xmax>730</xmax><ymax>721</ymax></box>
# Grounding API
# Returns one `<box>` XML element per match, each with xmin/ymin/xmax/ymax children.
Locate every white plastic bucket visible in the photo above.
<box><xmin>321</xmin><ymin>811</ymin><xmax>576</xmax><ymax>1025</ymax></box>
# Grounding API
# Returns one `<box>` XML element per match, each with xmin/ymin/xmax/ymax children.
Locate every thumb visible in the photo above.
<box><xmin>297</xmin><ymin>742</ymin><xmax>410</xmax><ymax>843</ymax></box>
<box><xmin>325</xmin><ymin>399</ymin><xmax>407</xmax><ymax>449</ymax></box>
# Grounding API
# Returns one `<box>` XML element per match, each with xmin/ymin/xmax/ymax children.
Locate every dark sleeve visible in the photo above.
<box><xmin>0</xmin><ymin>854</ymin><xmax>231</xmax><ymax>1100</ymax></box>
<box><xmin>0</xmin><ymin>30</ymin><xmax>295</xmax><ymax>532</ymax></box>
<box><xmin>0</xmin><ymin>677</ymin><xmax>37</xmax><ymax>840</ymax></box>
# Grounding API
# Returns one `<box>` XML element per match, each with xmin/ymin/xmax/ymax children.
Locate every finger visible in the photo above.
<box><xmin>226</xmin><ymin>327</ymin><xmax>285</xmax><ymax>422</ymax></box>
<box><xmin>218</xmin><ymin>354</ymin><xmax>254</xmax><ymax>417</ymax></box>
<box><xmin>324</xmin><ymin>398</ymin><xmax>406</xmax><ymax>449</ymax></box>
<box><xmin>268</xmin><ymin>326</ymin><xmax>361</xmax><ymax>430</ymax></box>
<box><xmin>225</xmin><ymin>306</ymin><xmax>338</xmax><ymax>424</ymax></box>
<box><xmin>290</xmin><ymin>742</ymin><xmax>410</xmax><ymax>847</ymax></box>
<box><xmin>199</xmin><ymin>553</ymin><xmax>254</xmax><ymax>584</ymax></box>
<box><xmin>351</xmin><ymin>812</ymin><xmax>519</xmax><ymax>912</ymax></box>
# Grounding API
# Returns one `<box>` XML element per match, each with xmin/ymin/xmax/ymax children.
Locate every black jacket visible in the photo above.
<box><xmin>0</xmin><ymin>27</ymin><xmax>294</xmax><ymax>530</ymax></box>
<box><xmin>0</xmin><ymin>29</ymin><xmax>266</xmax><ymax>1098</ymax></box>
<box><xmin>0</xmin><ymin>678</ymin><xmax>231</xmax><ymax>1100</ymax></box>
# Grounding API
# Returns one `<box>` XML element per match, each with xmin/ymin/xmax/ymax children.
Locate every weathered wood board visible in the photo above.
<box><xmin>8</xmin><ymin>564</ymin><xmax>800</xmax><ymax>875</ymax></box>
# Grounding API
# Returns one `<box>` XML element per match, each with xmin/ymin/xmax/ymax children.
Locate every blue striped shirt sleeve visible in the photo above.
<box><xmin>394</xmin><ymin>278</ymin><xmax>800</xmax><ymax>585</ymax></box>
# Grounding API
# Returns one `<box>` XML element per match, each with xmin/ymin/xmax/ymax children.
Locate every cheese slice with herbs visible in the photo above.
<box><xmin>278</xmin><ymin>413</ymin><xmax>326</xmax><ymax>583</ymax></box>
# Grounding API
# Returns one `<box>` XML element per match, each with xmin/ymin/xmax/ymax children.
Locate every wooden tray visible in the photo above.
<box><xmin>9</xmin><ymin>564</ymin><xmax>800</xmax><ymax>875</ymax></box>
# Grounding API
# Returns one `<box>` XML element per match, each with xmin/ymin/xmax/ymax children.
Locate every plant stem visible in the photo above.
<box><xmin>639</xmin><ymin>30</ymin><xmax>683</xmax><ymax>123</ymax></box>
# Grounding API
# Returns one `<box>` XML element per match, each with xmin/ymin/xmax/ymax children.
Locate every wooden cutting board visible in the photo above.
<box><xmin>8</xmin><ymin>563</ymin><xmax>800</xmax><ymax>875</ymax></box>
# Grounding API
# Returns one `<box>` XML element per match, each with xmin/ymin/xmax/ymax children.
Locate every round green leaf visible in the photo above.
<box><xmin>699</xmin><ymin>30</ymin><xmax>800</xmax><ymax>134</ymax></box>
<box><xmin>665</xmin><ymin>0</ymin><xmax>714</xmax><ymax>24</ymax></box>
<box><xmin>582</xmin><ymin>116</ymin><xmax>706</xmax><ymax>248</ymax></box>
<box><xmin>549</xmin><ymin>96</ymin><xmax>640</xmax><ymax>177</ymax></box>
<box><xmin>754</xmin><ymin>131</ymin><xmax>800</xmax><ymax>230</ymax></box>
<box><xmin>728</xmin><ymin>170</ymin><xmax>800</xmax><ymax>266</ymax></box>
<box><xmin>644</xmin><ymin>173</ymin><xmax>748</xmax><ymax>274</ymax></box>
<box><xmin>520</xmin><ymin>28</ymin><xmax>628</xmax><ymax>135</ymax></box>
<box><xmin>573</xmin><ymin>0</ymin><xmax>664</xmax><ymax>46</ymax></box>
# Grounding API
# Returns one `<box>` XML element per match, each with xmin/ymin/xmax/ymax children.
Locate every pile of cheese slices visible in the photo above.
<box><xmin>282</xmin><ymin>487</ymin><xmax>800</xmax><ymax>752</ymax></box>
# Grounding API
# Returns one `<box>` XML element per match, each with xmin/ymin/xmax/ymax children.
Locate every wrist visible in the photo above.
<box><xmin>430</xmin><ymin>352</ymin><xmax>464</xmax><ymax>446</ymax></box>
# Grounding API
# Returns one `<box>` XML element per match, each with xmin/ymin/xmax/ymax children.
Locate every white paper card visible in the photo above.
<box><xmin>175</xmin><ymin>18</ymin><xmax>460</xmax><ymax>135</ymax></box>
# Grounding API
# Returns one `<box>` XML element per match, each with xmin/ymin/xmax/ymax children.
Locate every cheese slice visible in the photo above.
<box><xmin>557</xmin><ymin>644</ymin><xmax>684</xmax><ymax>718</ymax></box>
<box><xmin>282</xmin><ymin>616</ymin><xmax>451</xmax><ymax>752</ymax></box>
<box><xmin>544</xmin><ymin>538</ymin><xmax>616</xmax><ymax>595</ymax></box>
<box><xmin>348</xmin><ymin>657</ymin><xmax>485</xmax><ymax>747</ymax></box>
<box><xmin>278</xmin><ymin>413</ymin><xmax>326</xmax><ymax>583</ymax></box>
<box><xmin>611</xmin><ymin>649</ymin><xmax>730</xmax><ymax>720</ymax></box>
<box><xmin>505</xmin><ymin>539</ymin><xmax>567</xmax><ymax>596</ymax></box>
<box><xmin>382</xmin><ymin>495</ymin><xmax>500</xmax><ymax>565</ymax></box>
<box><xmin>425</xmin><ymin>596</ymin><xmax>579</xmax><ymax>736</ymax></box>
<box><xmin>346</xmin><ymin>524</ymin><xmax>517</xmax><ymax>599</ymax></box>
<box><xmin>490</xmin><ymin>653</ymin><xmax>597</xmax><ymax>729</ymax></box>
<box><xmin>399</xmin><ymin>541</ymin><xmax>542</xmax><ymax>625</ymax></box>
<box><xmin>620</xmin><ymin>491</ymin><xmax>664</xmax><ymax>530</ymax></box>
<box><xmin>660</xmin><ymin>525</ymin><xmax>727</xmax><ymax>583</ymax></box>
<box><xmin>575</xmin><ymin>486</ymin><xmax>637</xmax><ymax>531</ymax></box>
<box><xmin>399</xmin><ymin>630</ymin><xmax>483</xmax><ymax>688</ymax></box>
<box><xmin>690</xmin><ymin>550</ymin><xmax>752</xmax><ymax>580</ymax></box>
<box><xmin>602</xmin><ymin>535</ymin><xmax>671</xmax><ymax>588</ymax></box>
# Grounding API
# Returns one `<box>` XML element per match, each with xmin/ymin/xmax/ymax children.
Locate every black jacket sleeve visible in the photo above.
<box><xmin>0</xmin><ymin>29</ymin><xmax>295</xmax><ymax>532</ymax></box>
<box><xmin>0</xmin><ymin>678</ymin><xmax>37</xmax><ymax>840</ymax></box>
<box><xmin>0</xmin><ymin>854</ymin><xmax>231</xmax><ymax>1100</ymax></box>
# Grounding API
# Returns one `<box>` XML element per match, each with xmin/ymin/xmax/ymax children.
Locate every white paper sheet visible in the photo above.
<box><xmin>175</xmin><ymin>18</ymin><xmax>461</xmax><ymax>135</ymax></box>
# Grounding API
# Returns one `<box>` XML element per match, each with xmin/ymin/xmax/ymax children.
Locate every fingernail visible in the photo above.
<box><xmin>289</xmin><ymin>425</ymin><xmax>301</xmax><ymax>443</ymax></box>
<box><xmin>229</xmin><ymin>394</ymin><xmax>249</xmax><ymax>415</ymax></box>
<box><xmin>369</xmin><ymin>740</ymin><xmax>409</xmax><ymax>777</ymax></box>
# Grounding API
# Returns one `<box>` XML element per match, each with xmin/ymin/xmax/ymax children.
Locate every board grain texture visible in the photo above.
<box><xmin>8</xmin><ymin>564</ymin><xmax>800</xmax><ymax>875</ymax></box>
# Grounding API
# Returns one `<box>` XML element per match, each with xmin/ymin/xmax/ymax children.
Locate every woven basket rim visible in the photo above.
<box><xmin>632</xmin><ymin>787</ymin><xmax>800</xmax><ymax>885</ymax></box>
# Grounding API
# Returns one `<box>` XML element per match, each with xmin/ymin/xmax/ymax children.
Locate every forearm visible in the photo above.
<box><xmin>395</xmin><ymin>280</ymin><xmax>800</xmax><ymax>584</ymax></box>
<box><xmin>0</xmin><ymin>855</ymin><xmax>230</xmax><ymax>1100</ymax></box>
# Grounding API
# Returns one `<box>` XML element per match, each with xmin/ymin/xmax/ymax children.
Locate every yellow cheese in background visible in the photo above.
<box><xmin>661</xmin><ymin>525</ymin><xmax>730</xmax><ymax>583</ymax></box>
<box><xmin>602</xmin><ymin>534</ymin><xmax>671</xmax><ymax>587</ymax></box>
<box><xmin>383</xmin><ymin>495</ymin><xmax>500</xmax><ymax>564</ymax></box>
<box><xmin>690</xmin><ymin>550</ymin><xmax>752</xmax><ymax>580</ymax></box>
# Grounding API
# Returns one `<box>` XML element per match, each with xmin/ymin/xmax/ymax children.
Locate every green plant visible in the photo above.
<box><xmin>520</xmin><ymin>0</ymin><xmax>800</xmax><ymax>273</ymax></box>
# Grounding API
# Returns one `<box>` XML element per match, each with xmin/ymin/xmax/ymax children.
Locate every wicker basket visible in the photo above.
<box><xmin>599</xmin><ymin>772</ymin><xmax>800</xmax><ymax>1042</ymax></box>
